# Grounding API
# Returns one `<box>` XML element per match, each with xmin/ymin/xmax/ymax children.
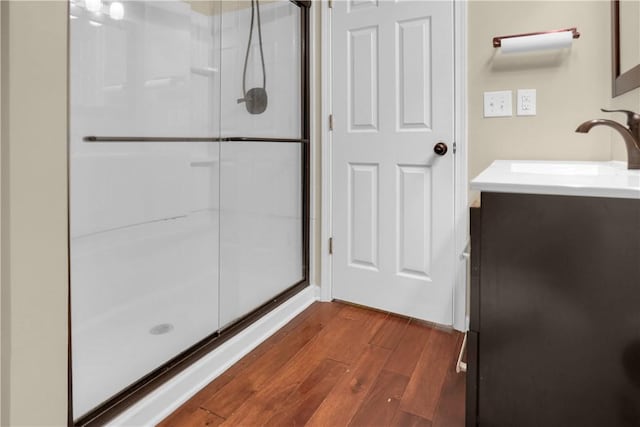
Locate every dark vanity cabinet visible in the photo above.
<box><xmin>466</xmin><ymin>192</ymin><xmax>640</xmax><ymax>427</ymax></box>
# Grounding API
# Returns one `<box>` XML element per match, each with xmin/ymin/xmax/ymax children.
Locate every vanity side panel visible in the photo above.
<box><xmin>465</xmin><ymin>330</ymin><xmax>479</xmax><ymax>427</ymax></box>
<box><xmin>466</xmin><ymin>206</ymin><xmax>481</xmax><ymax>427</ymax></box>
<box><xmin>477</xmin><ymin>192</ymin><xmax>640</xmax><ymax>427</ymax></box>
<box><xmin>469</xmin><ymin>206</ymin><xmax>481</xmax><ymax>331</ymax></box>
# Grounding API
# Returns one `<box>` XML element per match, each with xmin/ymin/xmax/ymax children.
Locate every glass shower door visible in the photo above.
<box><xmin>69</xmin><ymin>0</ymin><xmax>222</xmax><ymax>419</ymax></box>
<box><xmin>69</xmin><ymin>0</ymin><xmax>308</xmax><ymax>422</ymax></box>
<box><xmin>218</xmin><ymin>0</ymin><xmax>304</xmax><ymax>327</ymax></box>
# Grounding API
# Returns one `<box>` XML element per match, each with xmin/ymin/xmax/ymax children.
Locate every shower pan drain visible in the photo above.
<box><xmin>149</xmin><ymin>323</ymin><xmax>174</xmax><ymax>335</ymax></box>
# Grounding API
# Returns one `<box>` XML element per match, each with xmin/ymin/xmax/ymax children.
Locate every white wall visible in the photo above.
<box><xmin>220</xmin><ymin>1</ymin><xmax>302</xmax><ymax>138</ymax></box>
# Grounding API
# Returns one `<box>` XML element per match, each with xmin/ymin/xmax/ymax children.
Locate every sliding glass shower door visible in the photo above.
<box><xmin>69</xmin><ymin>0</ymin><xmax>307</xmax><ymax>422</ymax></box>
<box><xmin>218</xmin><ymin>0</ymin><xmax>303</xmax><ymax>327</ymax></box>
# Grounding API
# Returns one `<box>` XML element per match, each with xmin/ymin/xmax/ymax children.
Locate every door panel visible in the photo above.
<box><xmin>397</xmin><ymin>164</ymin><xmax>431</xmax><ymax>280</ymax></box>
<box><xmin>397</xmin><ymin>17</ymin><xmax>432</xmax><ymax>130</ymax></box>
<box><xmin>332</xmin><ymin>0</ymin><xmax>455</xmax><ymax>325</ymax></box>
<box><xmin>348</xmin><ymin>163</ymin><xmax>379</xmax><ymax>269</ymax></box>
<box><xmin>349</xmin><ymin>27</ymin><xmax>379</xmax><ymax>131</ymax></box>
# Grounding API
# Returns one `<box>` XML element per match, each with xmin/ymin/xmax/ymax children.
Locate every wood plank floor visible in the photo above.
<box><xmin>159</xmin><ymin>302</ymin><xmax>465</xmax><ymax>427</ymax></box>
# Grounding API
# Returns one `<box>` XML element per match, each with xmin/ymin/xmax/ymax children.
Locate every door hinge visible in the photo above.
<box><xmin>328</xmin><ymin>0</ymin><xmax>333</xmax><ymax>8</ymax></box>
<box><xmin>329</xmin><ymin>237</ymin><xmax>333</xmax><ymax>254</ymax></box>
<box><xmin>453</xmin><ymin>141</ymin><xmax>457</xmax><ymax>154</ymax></box>
<box><xmin>328</xmin><ymin>114</ymin><xmax>334</xmax><ymax>131</ymax></box>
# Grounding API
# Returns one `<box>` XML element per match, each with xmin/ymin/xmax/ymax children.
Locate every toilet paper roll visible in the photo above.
<box><xmin>501</xmin><ymin>31</ymin><xmax>573</xmax><ymax>53</ymax></box>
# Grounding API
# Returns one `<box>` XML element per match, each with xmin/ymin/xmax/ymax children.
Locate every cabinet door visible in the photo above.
<box><xmin>477</xmin><ymin>192</ymin><xmax>640</xmax><ymax>427</ymax></box>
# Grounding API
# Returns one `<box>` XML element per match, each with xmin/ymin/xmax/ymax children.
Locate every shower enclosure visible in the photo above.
<box><xmin>68</xmin><ymin>0</ymin><xmax>309</xmax><ymax>423</ymax></box>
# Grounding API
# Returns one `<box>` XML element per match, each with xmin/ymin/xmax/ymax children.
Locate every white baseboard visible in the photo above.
<box><xmin>107</xmin><ymin>285</ymin><xmax>320</xmax><ymax>426</ymax></box>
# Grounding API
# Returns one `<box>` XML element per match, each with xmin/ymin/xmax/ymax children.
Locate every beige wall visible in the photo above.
<box><xmin>0</xmin><ymin>3</ymin><xmax>3</xmax><ymax>423</ymax></box>
<box><xmin>468</xmin><ymin>1</ymin><xmax>639</xmax><ymax>202</ymax></box>
<box><xmin>0</xmin><ymin>2</ymin><xmax>69</xmax><ymax>426</ymax></box>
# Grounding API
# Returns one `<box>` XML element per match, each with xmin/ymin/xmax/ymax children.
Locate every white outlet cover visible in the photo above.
<box><xmin>484</xmin><ymin>90</ymin><xmax>513</xmax><ymax>118</ymax></box>
<box><xmin>517</xmin><ymin>89</ymin><xmax>537</xmax><ymax>116</ymax></box>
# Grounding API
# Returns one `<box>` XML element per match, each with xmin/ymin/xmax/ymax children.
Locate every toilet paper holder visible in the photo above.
<box><xmin>493</xmin><ymin>27</ymin><xmax>580</xmax><ymax>49</ymax></box>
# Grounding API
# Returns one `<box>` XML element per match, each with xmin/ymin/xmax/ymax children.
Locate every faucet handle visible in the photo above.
<box><xmin>600</xmin><ymin>108</ymin><xmax>640</xmax><ymax>130</ymax></box>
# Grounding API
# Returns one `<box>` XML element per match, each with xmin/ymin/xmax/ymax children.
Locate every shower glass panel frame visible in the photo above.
<box><xmin>68</xmin><ymin>1</ymin><xmax>310</xmax><ymax>424</ymax></box>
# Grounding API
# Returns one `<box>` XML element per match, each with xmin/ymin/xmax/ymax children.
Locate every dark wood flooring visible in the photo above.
<box><xmin>159</xmin><ymin>301</ymin><xmax>466</xmax><ymax>427</ymax></box>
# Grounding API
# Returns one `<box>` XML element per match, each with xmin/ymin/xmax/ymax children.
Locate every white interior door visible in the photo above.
<box><xmin>331</xmin><ymin>0</ymin><xmax>455</xmax><ymax>325</ymax></box>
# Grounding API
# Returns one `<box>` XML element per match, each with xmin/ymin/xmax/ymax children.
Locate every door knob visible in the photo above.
<box><xmin>434</xmin><ymin>142</ymin><xmax>448</xmax><ymax>156</ymax></box>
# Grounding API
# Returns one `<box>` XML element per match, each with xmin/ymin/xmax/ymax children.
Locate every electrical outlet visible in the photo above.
<box><xmin>484</xmin><ymin>91</ymin><xmax>513</xmax><ymax>117</ymax></box>
<box><xmin>517</xmin><ymin>89</ymin><xmax>537</xmax><ymax>116</ymax></box>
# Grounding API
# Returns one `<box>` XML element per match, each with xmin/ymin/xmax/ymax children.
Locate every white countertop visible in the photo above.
<box><xmin>470</xmin><ymin>160</ymin><xmax>640</xmax><ymax>199</ymax></box>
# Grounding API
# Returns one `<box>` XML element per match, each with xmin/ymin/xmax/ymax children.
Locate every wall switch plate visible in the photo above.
<box><xmin>484</xmin><ymin>91</ymin><xmax>513</xmax><ymax>117</ymax></box>
<box><xmin>517</xmin><ymin>89</ymin><xmax>536</xmax><ymax>116</ymax></box>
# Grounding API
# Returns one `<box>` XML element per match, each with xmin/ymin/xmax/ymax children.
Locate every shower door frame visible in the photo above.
<box><xmin>68</xmin><ymin>1</ymin><xmax>311</xmax><ymax>425</ymax></box>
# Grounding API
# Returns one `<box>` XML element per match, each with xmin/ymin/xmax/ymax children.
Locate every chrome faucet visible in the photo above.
<box><xmin>575</xmin><ymin>109</ymin><xmax>640</xmax><ymax>169</ymax></box>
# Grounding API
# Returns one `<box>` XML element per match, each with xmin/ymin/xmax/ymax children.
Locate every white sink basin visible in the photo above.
<box><xmin>471</xmin><ymin>160</ymin><xmax>640</xmax><ymax>199</ymax></box>
<box><xmin>509</xmin><ymin>162</ymin><xmax>601</xmax><ymax>176</ymax></box>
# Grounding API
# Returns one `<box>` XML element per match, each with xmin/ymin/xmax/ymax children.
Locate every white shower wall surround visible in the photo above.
<box><xmin>69</xmin><ymin>0</ymin><xmax>303</xmax><ymax>419</ymax></box>
<box><xmin>220</xmin><ymin>1</ymin><xmax>301</xmax><ymax>137</ymax></box>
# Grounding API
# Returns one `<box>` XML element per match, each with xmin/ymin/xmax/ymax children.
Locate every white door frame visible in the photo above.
<box><xmin>319</xmin><ymin>0</ymin><xmax>468</xmax><ymax>332</ymax></box>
